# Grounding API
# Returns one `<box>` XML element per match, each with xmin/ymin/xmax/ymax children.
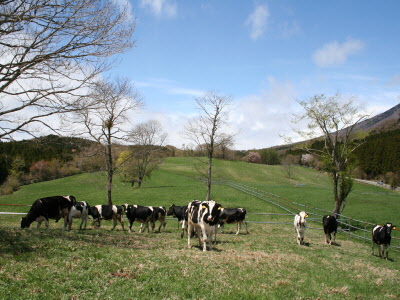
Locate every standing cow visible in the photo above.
<box><xmin>21</xmin><ymin>195</ymin><xmax>76</xmax><ymax>231</ymax></box>
<box><xmin>372</xmin><ymin>223</ymin><xmax>396</xmax><ymax>260</ymax></box>
<box><xmin>149</xmin><ymin>206</ymin><xmax>167</xmax><ymax>232</ymax></box>
<box><xmin>218</xmin><ymin>207</ymin><xmax>249</xmax><ymax>235</ymax></box>
<box><xmin>88</xmin><ymin>205</ymin><xmax>125</xmax><ymax>231</ymax></box>
<box><xmin>322</xmin><ymin>215</ymin><xmax>338</xmax><ymax>245</ymax></box>
<box><xmin>167</xmin><ymin>204</ymin><xmax>188</xmax><ymax>238</ymax></box>
<box><xmin>123</xmin><ymin>204</ymin><xmax>153</xmax><ymax>233</ymax></box>
<box><xmin>68</xmin><ymin>201</ymin><xmax>90</xmax><ymax>230</ymax></box>
<box><xmin>294</xmin><ymin>211</ymin><xmax>308</xmax><ymax>245</ymax></box>
<box><xmin>187</xmin><ymin>200</ymin><xmax>222</xmax><ymax>252</ymax></box>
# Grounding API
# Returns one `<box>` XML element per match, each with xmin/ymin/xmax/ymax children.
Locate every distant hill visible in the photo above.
<box><xmin>354</xmin><ymin>103</ymin><xmax>400</xmax><ymax>133</ymax></box>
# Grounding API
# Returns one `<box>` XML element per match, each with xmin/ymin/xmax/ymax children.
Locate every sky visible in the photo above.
<box><xmin>111</xmin><ymin>0</ymin><xmax>400</xmax><ymax>150</ymax></box>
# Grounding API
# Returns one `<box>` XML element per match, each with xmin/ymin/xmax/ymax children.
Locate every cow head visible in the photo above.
<box><xmin>201</xmin><ymin>200</ymin><xmax>222</xmax><ymax>225</ymax></box>
<box><xmin>167</xmin><ymin>204</ymin><xmax>175</xmax><ymax>216</ymax></box>
<box><xmin>297</xmin><ymin>211</ymin><xmax>308</xmax><ymax>226</ymax></box>
<box><xmin>385</xmin><ymin>223</ymin><xmax>396</xmax><ymax>234</ymax></box>
<box><xmin>21</xmin><ymin>217</ymin><xmax>31</xmax><ymax>228</ymax></box>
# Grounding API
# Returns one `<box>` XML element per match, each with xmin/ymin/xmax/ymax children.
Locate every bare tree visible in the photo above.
<box><xmin>183</xmin><ymin>91</ymin><xmax>232</xmax><ymax>201</ymax></box>
<box><xmin>0</xmin><ymin>0</ymin><xmax>135</xmax><ymax>140</ymax></box>
<box><xmin>292</xmin><ymin>94</ymin><xmax>368</xmax><ymax>216</ymax></box>
<box><xmin>74</xmin><ymin>78</ymin><xmax>142</xmax><ymax>205</ymax></box>
<box><xmin>120</xmin><ymin>120</ymin><xmax>167</xmax><ymax>188</ymax></box>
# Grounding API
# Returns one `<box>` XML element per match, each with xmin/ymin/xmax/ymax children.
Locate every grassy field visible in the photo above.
<box><xmin>1</xmin><ymin>157</ymin><xmax>400</xmax><ymax>299</ymax></box>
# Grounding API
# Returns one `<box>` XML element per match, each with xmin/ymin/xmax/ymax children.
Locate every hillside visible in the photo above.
<box><xmin>1</xmin><ymin>157</ymin><xmax>400</xmax><ymax>299</ymax></box>
<box><xmin>356</xmin><ymin>103</ymin><xmax>400</xmax><ymax>133</ymax></box>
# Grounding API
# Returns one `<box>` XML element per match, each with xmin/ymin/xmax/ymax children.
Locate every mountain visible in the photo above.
<box><xmin>355</xmin><ymin>103</ymin><xmax>400</xmax><ymax>133</ymax></box>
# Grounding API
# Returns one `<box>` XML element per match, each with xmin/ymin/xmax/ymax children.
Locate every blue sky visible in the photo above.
<box><xmin>113</xmin><ymin>0</ymin><xmax>400</xmax><ymax>150</ymax></box>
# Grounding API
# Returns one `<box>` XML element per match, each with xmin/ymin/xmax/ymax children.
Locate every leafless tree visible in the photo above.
<box><xmin>292</xmin><ymin>93</ymin><xmax>369</xmax><ymax>216</ymax></box>
<box><xmin>121</xmin><ymin>120</ymin><xmax>167</xmax><ymax>188</ymax></box>
<box><xmin>0</xmin><ymin>0</ymin><xmax>135</xmax><ymax>141</ymax></box>
<box><xmin>183</xmin><ymin>91</ymin><xmax>232</xmax><ymax>201</ymax></box>
<box><xmin>74</xmin><ymin>78</ymin><xmax>142</xmax><ymax>205</ymax></box>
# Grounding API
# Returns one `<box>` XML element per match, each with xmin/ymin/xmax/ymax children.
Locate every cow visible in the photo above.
<box><xmin>294</xmin><ymin>211</ymin><xmax>308</xmax><ymax>245</ymax></box>
<box><xmin>167</xmin><ymin>204</ymin><xmax>188</xmax><ymax>238</ymax></box>
<box><xmin>149</xmin><ymin>206</ymin><xmax>167</xmax><ymax>232</ymax></box>
<box><xmin>218</xmin><ymin>207</ymin><xmax>249</xmax><ymax>235</ymax></box>
<box><xmin>372</xmin><ymin>223</ymin><xmax>396</xmax><ymax>260</ymax></box>
<box><xmin>187</xmin><ymin>200</ymin><xmax>222</xmax><ymax>252</ymax></box>
<box><xmin>21</xmin><ymin>195</ymin><xmax>76</xmax><ymax>231</ymax></box>
<box><xmin>67</xmin><ymin>201</ymin><xmax>90</xmax><ymax>230</ymax></box>
<box><xmin>322</xmin><ymin>215</ymin><xmax>338</xmax><ymax>245</ymax></box>
<box><xmin>123</xmin><ymin>204</ymin><xmax>153</xmax><ymax>233</ymax></box>
<box><xmin>88</xmin><ymin>205</ymin><xmax>125</xmax><ymax>231</ymax></box>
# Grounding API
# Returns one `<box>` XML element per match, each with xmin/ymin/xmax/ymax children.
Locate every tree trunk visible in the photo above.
<box><xmin>206</xmin><ymin>155</ymin><xmax>212</xmax><ymax>201</ymax></box>
<box><xmin>106</xmin><ymin>132</ymin><xmax>113</xmax><ymax>206</ymax></box>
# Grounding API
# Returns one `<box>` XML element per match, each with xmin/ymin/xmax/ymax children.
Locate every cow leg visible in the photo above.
<box><xmin>236</xmin><ymin>222</ymin><xmax>240</xmax><ymax>235</ymax></box>
<box><xmin>200</xmin><ymin>225</ymin><xmax>207</xmax><ymax>251</ymax></box>
<box><xmin>187</xmin><ymin>223</ymin><xmax>192</xmax><ymax>248</ymax></box>
<box><xmin>371</xmin><ymin>240</ymin><xmax>375</xmax><ymax>256</ymax></box>
<box><xmin>118</xmin><ymin>216</ymin><xmax>125</xmax><ymax>231</ymax></box>
<box><xmin>128</xmin><ymin>220</ymin><xmax>134</xmax><ymax>233</ymax></box>
<box><xmin>325</xmin><ymin>233</ymin><xmax>330</xmax><ymax>244</ymax></box>
<box><xmin>243</xmin><ymin>221</ymin><xmax>249</xmax><ymax>234</ymax></box>
<box><xmin>208</xmin><ymin>228</ymin><xmax>214</xmax><ymax>251</ymax></box>
<box><xmin>44</xmin><ymin>218</ymin><xmax>50</xmax><ymax>230</ymax></box>
<box><xmin>180</xmin><ymin>220</ymin><xmax>185</xmax><ymax>238</ymax></box>
<box><xmin>219</xmin><ymin>224</ymin><xmax>224</xmax><ymax>234</ymax></box>
<box><xmin>331</xmin><ymin>232</ymin><xmax>336</xmax><ymax>245</ymax></box>
<box><xmin>384</xmin><ymin>245</ymin><xmax>389</xmax><ymax>260</ymax></box>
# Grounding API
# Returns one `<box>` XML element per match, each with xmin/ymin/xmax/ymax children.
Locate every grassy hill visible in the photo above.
<box><xmin>1</xmin><ymin>157</ymin><xmax>400</xmax><ymax>299</ymax></box>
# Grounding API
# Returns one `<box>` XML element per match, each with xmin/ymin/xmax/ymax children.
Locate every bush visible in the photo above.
<box><xmin>0</xmin><ymin>174</ymin><xmax>20</xmax><ymax>195</ymax></box>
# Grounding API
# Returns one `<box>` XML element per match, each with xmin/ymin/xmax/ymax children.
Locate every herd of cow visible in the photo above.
<box><xmin>20</xmin><ymin>195</ymin><xmax>396</xmax><ymax>258</ymax></box>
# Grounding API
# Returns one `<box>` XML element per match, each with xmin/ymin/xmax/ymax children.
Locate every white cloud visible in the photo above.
<box><xmin>140</xmin><ymin>0</ymin><xmax>177</xmax><ymax>18</ymax></box>
<box><xmin>313</xmin><ymin>38</ymin><xmax>365</xmax><ymax>67</ymax></box>
<box><xmin>245</xmin><ymin>4</ymin><xmax>269</xmax><ymax>41</ymax></box>
<box><xmin>228</xmin><ymin>78</ymin><xmax>299</xmax><ymax>149</ymax></box>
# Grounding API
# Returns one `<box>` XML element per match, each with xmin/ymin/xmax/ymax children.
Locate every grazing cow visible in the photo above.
<box><xmin>167</xmin><ymin>204</ymin><xmax>188</xmax><ymax>238</ymax></box>
<box><xmin>149</xmin><ymin>206</ymin><xmax>167</xmax><ymax>232</ymax></box>
<box><xmin>88</xmin><ymin>205</ymin><xmax>125</xmax><ymax>231</ymax></box>
<box><xmin>218</xmin><ymin>207</ymin><xmax>249</xmax><ymax>235</ymax></box>
<box><xmin>187</xmin><ymin>200</ymin><xmax>222</xmax><ymax>252</ymax></box>
<box><xmin>68</xmin><ymin>201</ymin><xmax>90</xmax><ymax>230</ymax></box>
<box><xmin>123</xmin><ymin>204</ymin><xmax>153</xmax><ymax>233</ymax></box>
<box><xmin>21</xmin><ymin>195</ymin><xmax>76</xmax><ymax>231</ymax></box>
<box><xmin>372</xmin><ymin>223</ymin><xmax>396</xmax><ymax>260</ymax></box>
<box><xmin>322</xmin><ymin>215</ymin><xmax>338</xmax><ymax>245</ymax></box>
<box><xmin>294</xmin><ymin>211</ymin><xmax>308</xmax><ymax>245</ymax></box>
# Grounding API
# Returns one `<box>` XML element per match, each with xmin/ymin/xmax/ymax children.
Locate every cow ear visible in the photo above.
<box><xmin>218</xmin><ymin>206</ymin><xmax>222</xmax><ymax>210</ymax></box>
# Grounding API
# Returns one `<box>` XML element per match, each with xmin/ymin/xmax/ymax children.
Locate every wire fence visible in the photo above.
<box><xmin>215</xmin><ymin>180</ymin><xmax>400</xmax><ymax>251</ymax></box>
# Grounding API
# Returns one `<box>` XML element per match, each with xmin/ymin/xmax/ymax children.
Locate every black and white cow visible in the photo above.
<box><xmin>68</xmin><ymin>201</ymin><xmax>90</xmax><ymax>230</ymax></box>
<box><xmin>123</xmin><ymin>204</ymin><xmax>153</xmax><ymax>233</ymax></box>
<box><xmin>167</xmin><ymin>204</ymin><xmax>188</xmax><ymax>238</ymax></box>
<box><xmin>322</xmin><ymin>215</ymin><xmax>338</xmax><ymax>245</ymax></box>
<box><xmin>372</xmin><ymin>223</ymin><xmax>397</xmax><ymax>260</ymax></box>
<box><xmin>294</xmin><ymin>211</ymin><xmax>308</xmax><ymax>245</ymax></box>
<box><xmin>218</xmin><ymin>207</ymin><xmax>249</xmax><ymax>235</ymax></box>
<box><xmin>88</xmin><ymin>205</ymin><xmax>125</xmax><ymax>231</ymax></box>
<box><xmin>21</xmin><ymin>195</ymin><xmax>76</xmax><ymax>231</ymax></box>
<box><xmin>187</xmin><ymin>200</ymin><xmax>222</xmax><ymax>252</ymax></box>
<box><xmin>149</xmin><ymin>206</ymin><xmax>167</xmax><ymax>232</ymax></box>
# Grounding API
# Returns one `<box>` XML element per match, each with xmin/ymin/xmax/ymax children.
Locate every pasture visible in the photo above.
<box><xmin>1</xmin><ymin>157</ymin><xmax>400</xmax><ymax>299</ymax></box>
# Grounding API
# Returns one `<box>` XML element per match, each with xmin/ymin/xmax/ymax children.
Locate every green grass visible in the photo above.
<box><xmin>1</xmin><ymin>157</ymin><xmax>400</xmax><ymax>299</ymax></box>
